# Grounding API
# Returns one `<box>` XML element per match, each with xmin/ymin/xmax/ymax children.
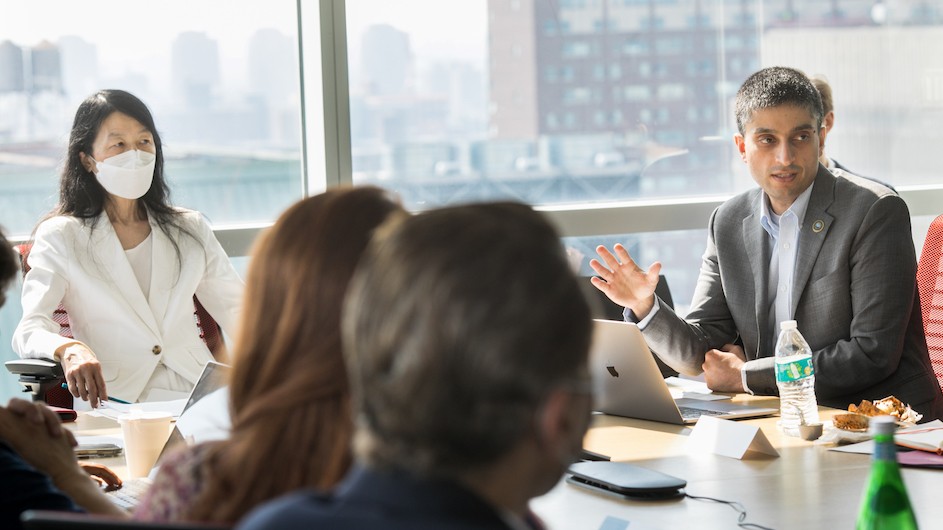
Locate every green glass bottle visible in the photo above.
<box><xmin>855</xmin><ymin>416</ymin><xmax>918</xmax><ymax>530</ymax></box>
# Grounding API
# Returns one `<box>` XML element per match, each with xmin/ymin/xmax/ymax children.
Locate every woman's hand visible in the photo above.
<box><xmin>0</xmin><ymin>399</ymin><xmax>127</xmax><ymax>517</ymax></box>
<box><xmin>0</xmin><ymin>399</ymin><xmax>78</xmax><ymax>481</ymax></box>
<box><xmin>57</xmin><ymin>343</ymin><xmax>108</xmax><ymax>408</ymax></box>
<box><xmin>81</xmin><ymin>462</ymin><xmax>123</xmax><ymax>491</ymax></box>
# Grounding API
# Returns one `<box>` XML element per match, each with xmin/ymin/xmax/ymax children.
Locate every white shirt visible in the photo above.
<box><xmin>124</xmin><ymin>231</ymin><xmax>153</xmax><ymax>299</ymax></box>
<box><xmin>742</xmin><ymin>183</ymin><xmax>815</xmax><ymax>393</ymax></box>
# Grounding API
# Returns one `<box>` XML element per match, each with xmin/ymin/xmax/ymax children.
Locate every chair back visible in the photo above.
<box><xmin>22</xmin><ymin>510</ymin><xmax>231</xmax><ymax>530</ymax></box>
<box><xmin>16</xmin><ymin>243</ymin><xmax>74</xmax><ymax>408</ymax></box>
<box><xmin>918</xmin><ymin>214</ymin><xmax>943</xmax><ymax>391</ymax></box>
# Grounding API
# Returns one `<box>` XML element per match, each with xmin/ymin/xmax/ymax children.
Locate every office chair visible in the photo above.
<box><xmin>917</xmin><ymin>214</ymin><xmax>943</xmax><ymax>391</ymax></box>
<box><xmin>21</xmin><ymin>510</ymin><xmax>231</xmax><ymax>530</ymax></box>
<box><xmin>5</xmin><ymin>243</ymin><xmax>226</xmax><ymax>407</ymax></box>
<box><xmin>579</xmin><ymin>274</ymin><xmax>679</xmax><ymax>377</ymax></box>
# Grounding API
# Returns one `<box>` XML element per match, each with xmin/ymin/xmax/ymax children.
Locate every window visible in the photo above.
<box><xmin>4</xmin><ymin>0</ymin><xmax>943</xmax><ymax>401</ymax></box>
<box><xmin>0</xmin><ymin>0</ymin><xmax>302</xmax><ymax>401</ymax></box>
<box><xmin>0</xmin><ymin>0</ymin><xmax>302</xmax><ymax>237</ymax></box>
<box><xmin>338</xmin><ymin>0</ymin><xmax>943</xmax><ymax>324</ymax></box>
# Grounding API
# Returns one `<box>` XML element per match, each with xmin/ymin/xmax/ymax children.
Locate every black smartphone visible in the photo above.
<box><xmin>566</xmin><ymin>461</ymin><xmax>686</xmax><ymax>500</ymax></box>
<box><xmin>75</xmin><ymin>443</ymin><xmax>123</xmax><ymax>459</ymax></box>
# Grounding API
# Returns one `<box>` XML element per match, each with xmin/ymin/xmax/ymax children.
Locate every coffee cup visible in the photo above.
<box><xmin>118</xmin><ymin>410</ymin><xmax>173</xmax><ymax>478</ymax></box>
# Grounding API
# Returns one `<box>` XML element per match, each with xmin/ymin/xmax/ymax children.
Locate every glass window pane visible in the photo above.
<box><xmin>564</xmin><ymin>229</ymin><xmax>706</xmax><ymax>317</ymax></box>
<box><xmin>0</xmin><ymin>0</ymin><xmax>302</xmax><ymax>236</ymax></box>
<box><xmin>345</xmin><ymin>0</ymin><xmax>943</xmax><ymax>211</ymax></box>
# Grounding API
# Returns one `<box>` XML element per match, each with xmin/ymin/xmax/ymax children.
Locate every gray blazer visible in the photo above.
<box><xmin>642</xmin><ymin>166</ymin><xmax>943</xmax><ymax>419</ymax></box>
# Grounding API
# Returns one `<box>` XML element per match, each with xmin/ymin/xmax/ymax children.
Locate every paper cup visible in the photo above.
<box><xmin>118</xmin><ymin>411</ymin><xmax>173</xmax><ymax>478</ymax></box>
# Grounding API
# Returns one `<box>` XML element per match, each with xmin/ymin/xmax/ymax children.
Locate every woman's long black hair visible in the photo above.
<box><xmin>45</xmin><ymin>89</ymin><xmax>195</xmax><ymax>271</ymax></box>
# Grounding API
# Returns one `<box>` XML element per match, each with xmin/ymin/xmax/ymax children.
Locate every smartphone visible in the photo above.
<box><xmin>75</xmin><ymin>443</ymin><xmax>123</xmax><ymax>459</ymax></box>
<box><xmin>566</xmin><ymin>461</ymin><xmax>686</xmax><ymax>500</ymax></box>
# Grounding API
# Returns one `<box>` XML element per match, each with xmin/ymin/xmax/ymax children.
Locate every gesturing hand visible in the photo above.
<box><xmin>589</xmin><ymin>244</ymin><xmax>662</xmax><ymax>319</ymax></box>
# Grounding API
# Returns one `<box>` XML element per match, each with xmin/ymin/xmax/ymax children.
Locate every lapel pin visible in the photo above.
<box><xmin>811</xmin><ymin>220</ymin><xmax>825</xmax><ymax>233</ymax></box>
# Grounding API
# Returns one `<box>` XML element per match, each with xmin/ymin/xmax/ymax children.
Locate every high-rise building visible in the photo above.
<box><xmin>485</xmin><ymin>0</ymin><xmax>927</xmax><ymax>196</ymax></box>
<box><xmin>247</xmin><ymin>28</ymin><xmax>297</xmax><ymax>107</ymax></box>
<box><xmin>29</xmin><ymin>40</ymin><xmax>62</xmax><ymax>94</ymax></box>
<box><xmin>0</xmin><ymin>40</ymin><xmax>25</xmax><ymax>93</ymax></box>
<box><xmin>57</xmin><ymin>36</ymin><xmax>99</xmax><ymax>101</ymax></box>
<box><xmin>360</xmin><ymin>24</ymin><xmax>412</xmax><ymax>97</ymax></box>
<box><xmin>171</xmin><ymin>31</ymin><xmax>220</xmax><ymax>109</ymax></box>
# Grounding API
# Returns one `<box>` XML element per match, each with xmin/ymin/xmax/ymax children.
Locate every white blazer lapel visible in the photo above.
<box><xmin>89</xmin><ymin>214</ymin><xmax>162</xmax><ymax>338</ymax></box>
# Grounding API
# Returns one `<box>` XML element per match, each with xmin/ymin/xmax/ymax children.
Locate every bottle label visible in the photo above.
<box><xmin>775</xmin><ymin>356</ymin><xmax>814</xmax><ymax>382</ymax></box>
<box><xmin>873</xmin><ymin>440</ymin><xmax>897</xmax><ymax>462</ymax></box>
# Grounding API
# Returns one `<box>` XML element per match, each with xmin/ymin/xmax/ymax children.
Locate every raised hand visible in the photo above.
<box><xmin>589</xmin><ymin>243</ymin><xmax>661</xmax><ymax>319</ymax></box>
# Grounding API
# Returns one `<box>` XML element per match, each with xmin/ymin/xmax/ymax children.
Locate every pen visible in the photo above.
<box><xmin>60</xmin><ymin>383</ymin><xmax>131</xmax><ymax>404</ymax></box>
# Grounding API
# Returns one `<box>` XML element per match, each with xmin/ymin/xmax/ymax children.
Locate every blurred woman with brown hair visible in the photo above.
<box><xmin>132</xmin><ymin>186</ymin><xmax>406</xmax><ymax>524</ymax></box>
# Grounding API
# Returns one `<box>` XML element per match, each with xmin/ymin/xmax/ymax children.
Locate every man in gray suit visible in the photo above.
<box><xmin>590</xmin><ymin>67</ymin><xmax>943</xmax><ymax>420</ymax></box>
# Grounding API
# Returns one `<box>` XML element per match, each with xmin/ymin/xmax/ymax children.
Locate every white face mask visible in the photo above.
<box><xmin>90</xmin><ymin>149</ymin><xmax>156</xmax><ymax>200</ymax></box>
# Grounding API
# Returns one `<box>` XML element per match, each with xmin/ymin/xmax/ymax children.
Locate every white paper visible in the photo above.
<box><xmin>687</xmin><ymin>415</ymin><xmax>779</xmax><ymax>459</ymax></box>
<box><xmin>665</xmin><ymin>376</ymin><xmax>713</xmax><ymax>393</ymax></box>
<box><xmin>88</xmin><ymin>399</ymin><xmax>187</xmax><ymax>421</ymax></box>
<box><xmin>829</xmin><ymin>440</ymin><xmax>875</xmax><ymax>454</ymax></box>
<box><xmin>895</xmin><ymin>419</ymin><xmax>943</xmax><ymax>451</ymax></box>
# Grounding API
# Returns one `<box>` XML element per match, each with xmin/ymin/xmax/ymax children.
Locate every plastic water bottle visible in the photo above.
<box><xmin>856</xmin><ymin>416</ymin><xmax>918</xmax><ymax>529</ymax></box>
<box><xmin>774</xmin><ymin>320</ymin><xmax>819</xmax><ymax>436</ymax></box>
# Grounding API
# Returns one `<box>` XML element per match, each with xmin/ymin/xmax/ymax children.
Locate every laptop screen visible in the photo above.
<box><xmin>154</xmin><ymin>361</ymin><xmax>230</xmax><ymax>466</ymax></box>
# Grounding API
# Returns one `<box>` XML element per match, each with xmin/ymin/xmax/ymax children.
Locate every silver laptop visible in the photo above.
<box><xmin>105</xmin><ymin>361</ymin><xmax>231</xmax><ymax>509</ymax></box>
<box><xmin>589</xmin><ymin>319</ymin><xmax>777</xmax><ymax>425</ymax></box>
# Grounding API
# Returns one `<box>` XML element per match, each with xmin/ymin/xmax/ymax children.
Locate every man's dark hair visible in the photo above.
<box><xmin>342</xmin><ymin>202</ymin><xmax>592</xmax><ymax>477</ymax></box>
<box><xmin>735</xmin><ymin>66</ymin><xmax>824</xmax><ymax>135</ymax></box>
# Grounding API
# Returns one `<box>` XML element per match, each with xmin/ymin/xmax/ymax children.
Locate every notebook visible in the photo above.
<box><xmin>105</xmin><ymin>360</ymin><xmax>231</xmax><ymax>509</ymax></box>
<box><xmin>588</xmin><ymin>319</ymin><xmax>777</xmax><ymax>425</ymax></box>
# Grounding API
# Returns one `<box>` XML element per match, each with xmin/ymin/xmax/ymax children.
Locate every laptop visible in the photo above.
<box><xmin>588</xmin><ymin>319</ymin><xmax>777</xmax><ymax>425</ymax></box>
<box><xmin>105</xmin><ymin>361</ymin><xmax>231</xmax><ymax>509</ymax></box>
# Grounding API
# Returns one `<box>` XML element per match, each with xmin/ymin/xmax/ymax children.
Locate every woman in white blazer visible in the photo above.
<box><xmin>12</xmin><ymin>90</ymin><xmax>244</xmax><ymax>407</ymax></box>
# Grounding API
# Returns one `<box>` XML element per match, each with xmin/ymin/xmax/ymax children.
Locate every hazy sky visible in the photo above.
<box><xmin>345</xmin><ymin>0</ymin><xmax>487</xmax><ymax>64</ymax></box>
<box><xmin>2</xmin><ymin>0</ymin><xmax>487</xmax><ymax>63</ymax></box>
<box><xmin>2</xmin><ymin>0</ymin><xmax>487</xmax><ymax>97</ymax></box>
<box><xmin>1</xmin><ymin>0</ymin><xmax>296</xmax><ymax>49</ymax></box>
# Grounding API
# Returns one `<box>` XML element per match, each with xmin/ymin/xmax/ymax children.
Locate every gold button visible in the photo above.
<box><xmin>152</xmin><ymin>345</ymin><xmax>162</xmax><ymax>355</ymax></box>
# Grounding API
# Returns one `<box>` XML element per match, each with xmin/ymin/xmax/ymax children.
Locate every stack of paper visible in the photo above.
<box><xmin>89</xmin><ymin>399</ymin><xmax>188</xmax><ymax>421</ymax></box>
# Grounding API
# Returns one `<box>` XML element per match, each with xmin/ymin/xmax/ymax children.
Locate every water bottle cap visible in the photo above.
<box><xmin>779</xmin><ymin>320</ymin><xmax>798</xmax><ymax>330</ymax></box>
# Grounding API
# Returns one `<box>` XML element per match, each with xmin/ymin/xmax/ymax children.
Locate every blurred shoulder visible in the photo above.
<box><xmin>238</xmin><ymin>490</ymin><xmax>339</xmax><ymax>530</ymax></box>
<box><xmin>833</xmin><ymin>169</ymin><xmax>897</xmax><ymax>202</ymax></box>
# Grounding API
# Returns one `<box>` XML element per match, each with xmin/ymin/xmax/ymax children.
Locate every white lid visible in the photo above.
<box><xmin>117</xmin><ymin>410</ymin><xmax>173</xmax><ymax>423</ymax></box>
<box><xmin>779</xmin><ymin>320</ymin><xmax>798</xmax><ymax>330</ymax></box>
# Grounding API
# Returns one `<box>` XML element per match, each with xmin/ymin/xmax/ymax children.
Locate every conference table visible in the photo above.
<box><xmin>71</xmin><ymin>398</ymin><xmax>942</xmax><ymax>530</ymax></box>
<box><xmin>531</xmin><ymin>396</ymin><xmax>943</xmax><ymax>530</ymax></box>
